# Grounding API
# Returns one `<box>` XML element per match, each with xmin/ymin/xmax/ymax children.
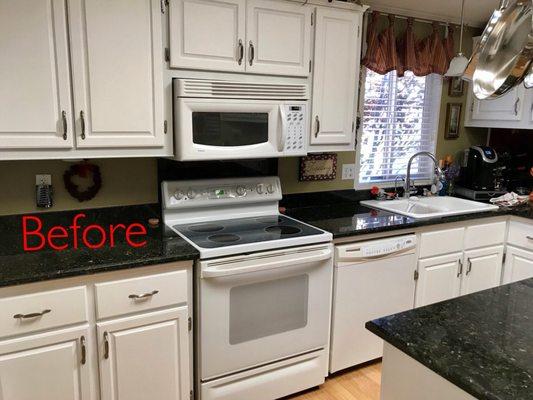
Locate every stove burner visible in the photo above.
<box><xmin>189</xmin><ymin>224</ymin><xmax>224</xmax><ymax>233</ymax></box>
<box><xmin>208</xmin><ymin>233</ymin><xmax>241</xmax><ymax>243</ymax></box>
<box><xmin>255</xmin><ymin>216</ymin><xmax>284</xmax><ymax>224</ymax></box>
<box><xmin>265</xmin><ymin>226</ymin><xmax>302</xmax><ymax>235</ymax></box>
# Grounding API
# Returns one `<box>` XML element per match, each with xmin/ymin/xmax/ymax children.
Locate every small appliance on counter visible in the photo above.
<box><xmin>456</xmin><ymin>146</ymin><xmax>506</xmax><ymax>201</ymax></box>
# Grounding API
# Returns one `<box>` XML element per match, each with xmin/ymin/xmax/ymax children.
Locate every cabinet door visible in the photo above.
<box><xmin>462</xmin><ymin>246</ymin><xmax>504</xmax><ymax>295</ymax></box>
<box><xmin>310</xmin><ymin>8</ymin><xmax>360</xmax><ymax>150</ymax></box>
<box><xmin>415</xmin><ymin>253</ymin><xmax>462</xmax><ymax>307</ymax></box>
<box><xmin>0</xmin><ymin>0</ymin><xmax>74</xmax><ymax>149</ymax></box>
<box><xmin>169</xmin><ymin>0</ymin><xmax>245</xmax><ymax>72</ymax></box>
<box><xmin>0</xmin><ymin>326</ymin><xmax>92</xmax><ymax>400</ymax></box>
<box><xmin>98</xmin><ymin>307</ymin><xmax>190</xmax><ymax>400</ymax></box>
<box><xmin>246</xmin><ymin>0</ymin><xmax>312</xmax><ymax>76</ymax></box>
<box><xmin>68</xmin><ymin>0</ymin><xmax>165</xmax><ymax>148</ymax></box>
<box><xmin>503</xmin><ymin>245</ymin><xmax>533</xmax><ymax>284</ymax></box>
<box><xmin>470</xmin><ymin>85</ymin><xmax>525</xmax><ymax>122</ymax></box>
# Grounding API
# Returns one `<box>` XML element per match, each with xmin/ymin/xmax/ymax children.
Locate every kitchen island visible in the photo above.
<box><xmin>366</xmin><ymin>278</ymin><xmax>533</xmax><ymax>400</ymax></box>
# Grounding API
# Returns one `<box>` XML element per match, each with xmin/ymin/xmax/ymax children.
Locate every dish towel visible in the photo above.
<box><xmin>489</xmin><ymin>192</ymin><xmax>529</xmax><ymax>207</ymax></box>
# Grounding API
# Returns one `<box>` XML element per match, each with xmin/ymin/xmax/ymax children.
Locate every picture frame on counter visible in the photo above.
<box><xmin>299</xmin><ymin>154</ymin><xmax>337</xmax><ymax>181</ymax></box>
<box><xmin>445</xmin><ymin>103</ymin><xmax>462</xmax><ymax>140</ymax></box>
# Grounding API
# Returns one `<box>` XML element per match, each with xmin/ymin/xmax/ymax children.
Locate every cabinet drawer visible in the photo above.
<box><xmin>465</xmin><ymin>221</ymin><xmax>506</xmax><ymax>249</ymax></box>
<box><xmin>95</xmin><ymin>270</ymin><xmax>188</xmax><ymax>319</ymax></box>
<box><xmin>508</xmin><ymin>221</ymin><xmax>533</xmax><ymax>250</ymax></box>
<box><xmin>419</xmin><ymin>227</ymin><xmax>465</xmax><ymax>258</ymax></box>
<box><xmin>0</xmin><ymin>286</ymin><xmax>88</xmax><ymax>339</ymax></box>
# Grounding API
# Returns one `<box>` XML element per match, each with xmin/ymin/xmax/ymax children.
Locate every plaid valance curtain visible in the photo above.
<box><xmin>362</xmin><ymin>12</ymin><xmax>455</xmax><ymax>77</ymax></box>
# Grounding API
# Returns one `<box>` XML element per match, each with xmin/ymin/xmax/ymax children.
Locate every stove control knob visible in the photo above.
<box><xmin>174</xmin><ymin>190</ymin><xmax>184</xmax><ymax>200</ymax></box>
<box><xmin>236</xmin><ymin>186</ymin><xmax>247</xmax><ymax>196</ymax></box>
<box><xmin>266</xmin><ymin>184</ymin><xmax>275</xmax><ymax>194</ymax></box>
<box><xmin>256</xmin><ymin>184</ymin><xmax>265</xmax><ymax>194</ymax></box>
<box><xmin>187</xmin><ymin>189</ymin><xmax>197</xmax><ymax>199</ymax></box>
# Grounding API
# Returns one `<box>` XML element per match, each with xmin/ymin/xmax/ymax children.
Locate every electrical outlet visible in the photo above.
<box><xmin>36</xmin><ymin>174</ymin><xmax>52</xmax><ymax>185</ymax></box>
<box><xmin>342</xmin><ymin>164</ymin><xmax>355</xmax><ymax>180</ymax></box>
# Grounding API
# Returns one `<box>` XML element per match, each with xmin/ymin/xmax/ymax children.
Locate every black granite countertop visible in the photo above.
<box><xmin>283</xmin><ymin>190</ymin><xmax>533</xmax><ymax>239</ymax></box>
<box><xmin>0</xmin><ymin>204</ymin><xmax>199</xmax><ymax>288</ymax></box>
<box><xmin>366</xmin><ymin>279</ymin><xmax>533</xmax><ymax>400</ymax></box>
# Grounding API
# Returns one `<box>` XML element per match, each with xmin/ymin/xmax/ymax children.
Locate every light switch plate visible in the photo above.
<box><xmin>342</xmin><ymin>164</ymin><xmax>355</xmax><ymax>180</ymax></box>
<box><xmin>36</xmin><ymin>174</ymin><xmax>52</xmax><ymax>185</ymax></box>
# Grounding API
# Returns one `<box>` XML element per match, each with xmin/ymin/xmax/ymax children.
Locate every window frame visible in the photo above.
<box><xmin>354</xmin><ymin>67</ymin><xmax>442</xmax><ymax>190</ymax></box>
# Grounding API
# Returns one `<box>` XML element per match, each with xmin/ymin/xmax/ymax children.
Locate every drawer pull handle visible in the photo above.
<box><xmin>457</xmin><ymin>259</ymin><xmax>463</xmax><ymax>277</ymax></box>
<box><xmin>13</xmin><ymin>309</ymin><xmax>51</xmax><ymax>320</ymax></box>
<box><xmin>128</xmin><ymin>290</ymin><xmax>159</xmax><ymax>300</ymax></box>
<box><xmin>103</xmin><ymin>332</ymin><xmax>109</xmax><ymax>359</ymax></box>
<box><xmin>80</xmin><ymin>336</ymin><xmax>86</xmax><ymax>365</ymax></box>
<box><xmin>527</xmin><ymin>236</ymin><xmax>533</xmax><ymax>240</ymax></box>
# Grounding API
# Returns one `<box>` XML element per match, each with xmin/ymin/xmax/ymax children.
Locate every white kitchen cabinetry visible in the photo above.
<box><xmin>169</xmin><ymin>0</ymin><xmax>246</xmax><ymax>72</ymax></box>
<box><xmin>0</xmin><ymin>326</ymin><xmax>92</xmax><ymax>400</ymax></box>
<box><xmin>462</xmin><ymin>246</ymin><xmax>504</xmax><ymax>295</ymax></box>
<box><xmin>309</xmin><ymin>7</ymin><xmax>361</xmax><ymax>151</ymax></box>
<box><xmin>416</xmin><ymin>253</ymin><xmax>463</xmax><ymax>307</ymax></box>
<box><xmin>97</xmin><ymin>308</ymin><xmax>190</xmax><ymax>400</ymax></box>
<box><xmin>68</xmin><ymin>0</ymin><xmax>165</xmax><ymax>148</ymax></box>
<box><xmin>170</xmin><ymin>0</ymin><xmax>312</xmax><ymax>77</ymax></box>
<box><xmin>0</xmin><ymin>0</ymin><xmax>74</xmax><ymax>149</ymax></box>
<box><xmin>246</xmin><ymin>0</ymin><xmax>312</xmax><ymax>76</ymax></box>
<box><xmin>503</xmin><ymin>246</ymin><xmax>533</xmax><ymax>284</ymax></box>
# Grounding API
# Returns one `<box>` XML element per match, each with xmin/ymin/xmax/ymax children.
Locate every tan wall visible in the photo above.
<box><xmin>280</xmin><ymin>21</ymin><xmax>487</xmax><ymax>194</ymax></box>
<box><xmin>0</xmin><ymin>158</ymin><xmax>157</xmax><ymax>216</ymax></box>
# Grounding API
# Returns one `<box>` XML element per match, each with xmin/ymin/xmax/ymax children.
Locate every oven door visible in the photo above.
<box><xmin>176</xmin><ymin>98</ymin><xmax>284</xmax><ymax>161</ymax></box>
<box><xmin>199</xmin><ymin>244</ymin><xmax>333</xmax><ymax>380</ymax></box>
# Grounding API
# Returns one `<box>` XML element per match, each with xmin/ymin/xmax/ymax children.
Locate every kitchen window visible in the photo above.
<box><xmin>355</xmin><ymin>68</ymin><xmax>442</xmax><ymax>188</ymax></box>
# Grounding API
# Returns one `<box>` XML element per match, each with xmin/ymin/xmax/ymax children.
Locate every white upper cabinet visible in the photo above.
<box><xmin>0</xmin><ymin>0</ymin><xmax>74</xmax><ymax>149</ymax></box>
<box><xmin>246</xmin><ymin>0</ymin><xmax>311</xmax><ymax>76</ymax></box>
<box><xmin>68</xmin><ymin>0</ymin><xmax>165</xmax><ymax>148</ymax></box>
<box><xmin>310</xmin><ymin>7</ymin><xmax>361</xmax><ymax>151</ymax></box>
<box><xmin>470</xmin><ymin>85</ymin><xmax>525</xmax><ymax>122</ymax></box>
<box><xmin>169</xmin><ymin>0</ymin><xmax>312</xmax><ymax>77</ymax></box>
<box><xmin>169</xmin><ymin>0</ymin><xmax>246</xmax><ymax>72</ymax></box>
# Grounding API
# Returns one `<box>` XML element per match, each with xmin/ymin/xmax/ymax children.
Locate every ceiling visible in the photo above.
<box><xmin>362</xmin><ymin>0</ymin><xmax>500</xmax><ymax>27</ymax></box>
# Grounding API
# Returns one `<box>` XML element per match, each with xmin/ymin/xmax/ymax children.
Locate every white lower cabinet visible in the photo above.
<box><xmin>462</xmin><ymin>246</ymin><xmax>504</xmax><ymax>295</ymax></box>
<box><xmin>0</xmin><ymin>326</ymin><xmax>92</xmax><ymax>400</ymax></box>
<box><xmin>97</xmin><ymin>307</ymin><xmax>190</xmax><ymax>400</ymax></box>
<box><xmin>503</xmin><ymin>245</ymin><xmax>533</xmax><ymax>284</ymax></box>
<box><xmin>416</xmin><ymin>253</ymin><xmax>462</xmax><ymax>307</ymax></box>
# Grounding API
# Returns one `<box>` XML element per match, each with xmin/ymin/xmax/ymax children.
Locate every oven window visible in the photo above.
<box><xmin>229</xmin><ymin>275</ymin><xmax>309</xmax><ymax>345</ymax></box>
<box><xmin>192</xmin><ymin>112</ymin><xmax>269</xmax><ymax>146</ymax></box>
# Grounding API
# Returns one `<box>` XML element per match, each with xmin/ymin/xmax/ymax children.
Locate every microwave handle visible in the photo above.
<box><xmin>278</xmin><ymin>104</ymin><xmax>287</xmax><ymax>152</ymax></box>
<box><xmin>202</xmin><ymin>248</ymin><xmax>332</xmax><ymax>279</ymax></box>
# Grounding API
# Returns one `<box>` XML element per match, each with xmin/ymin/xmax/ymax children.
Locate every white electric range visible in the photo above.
<box><xmin>162</xmin><ymin>176</ymin><xmax>333</xmax><ymax>400</ymax></box>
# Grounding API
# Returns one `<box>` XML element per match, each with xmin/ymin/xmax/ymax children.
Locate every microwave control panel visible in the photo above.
<box><xmin>283</xmin><ymin>104</ymin><xmax>307</xmax><ymax>155</ymax></box>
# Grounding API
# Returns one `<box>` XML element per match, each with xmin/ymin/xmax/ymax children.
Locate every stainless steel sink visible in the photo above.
<box><xmin>361</xmin><ymin>196</ymin><xmax>499</xmax><ymax>219</ymax></box>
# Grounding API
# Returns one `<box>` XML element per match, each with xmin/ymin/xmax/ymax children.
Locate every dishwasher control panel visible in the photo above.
<box><xmin>336</xmin><ymin>235</ymin><xmax>417</xmax><ymax>264</ymax></box>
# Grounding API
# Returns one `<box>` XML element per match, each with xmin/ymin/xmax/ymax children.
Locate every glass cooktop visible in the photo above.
<box><xmin>172</xmin><ymin>215</ymin><xmax>324</xmax><ymax>249</ymax></box>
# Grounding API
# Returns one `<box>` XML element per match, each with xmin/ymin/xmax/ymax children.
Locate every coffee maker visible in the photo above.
<box><xmin>455</xmin><ymin>146</ymin><xmax>506</xmax><ymax>201</ymax></box>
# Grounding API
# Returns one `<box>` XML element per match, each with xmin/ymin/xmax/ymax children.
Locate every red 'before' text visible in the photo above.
<box><xmin>22</xmin><ymin>213</ymin><xmax>147</xmax><ymax>252</ymax></box>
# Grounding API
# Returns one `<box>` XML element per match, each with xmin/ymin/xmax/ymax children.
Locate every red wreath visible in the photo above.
<box><xmin>63</xmin><ymin>162</ymin><xmax>102</xmax><ymax>202</ymax></box>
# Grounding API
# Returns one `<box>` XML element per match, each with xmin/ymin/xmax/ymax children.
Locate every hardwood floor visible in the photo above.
<box><xmin>287</xmin><ymin>361</ymin><xmax>382</xmax><ymax>400</ymax></box>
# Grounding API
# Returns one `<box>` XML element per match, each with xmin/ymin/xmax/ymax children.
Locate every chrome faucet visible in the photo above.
<box><xmin>404</xmin><ymin>152</ymin><xmax>444</xmax><ymax>199</ymax></box>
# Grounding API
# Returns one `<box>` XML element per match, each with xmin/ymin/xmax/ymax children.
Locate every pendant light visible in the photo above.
<box><xmin>445</xmin><ymin>0</ymin><xmax>469</xmax><ymax>77</ymax></box>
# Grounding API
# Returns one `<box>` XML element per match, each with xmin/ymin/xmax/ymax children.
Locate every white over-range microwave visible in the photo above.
<box><xmin>173</xmin><ymin>79</ymin><xmax>309</xmax><ymax>161</ymax></box>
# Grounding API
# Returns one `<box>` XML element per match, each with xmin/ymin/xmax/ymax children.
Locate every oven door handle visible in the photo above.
<box><xmin>201</xmin><ymin>248</ymin><xmax>332</xmax><ymax>278</ymax></box>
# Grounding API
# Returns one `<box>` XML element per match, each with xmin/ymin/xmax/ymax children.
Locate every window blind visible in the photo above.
<box><xmin>358</xmin><ymin>69</ymin><xmax>442</xmax><ymax>185</ymax></box>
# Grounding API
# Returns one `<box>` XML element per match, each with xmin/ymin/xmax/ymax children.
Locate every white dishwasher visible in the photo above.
<box><xmin>330</xmin><ymin>235</ymin><xmax>417</xmax><ymax>373</ymax></box>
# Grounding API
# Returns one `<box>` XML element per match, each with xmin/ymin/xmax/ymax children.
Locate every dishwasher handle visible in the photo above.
<box><xmin>202</xmin><ymin>248</ymin><xmax>332</xmax><ymax>278</ymax></box>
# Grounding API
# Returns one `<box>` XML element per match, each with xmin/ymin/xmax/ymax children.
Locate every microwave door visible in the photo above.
<box><xmin>176</xmin><ymin>99</ymin><xmax>282</xmax><ymax>161</ymax></box>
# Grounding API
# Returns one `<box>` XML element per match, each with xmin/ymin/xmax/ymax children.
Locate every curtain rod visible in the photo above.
<box><xmin>365</xmin><ymin>8</ymin><xmax>471</xmax><ymax>29</ymax></box>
